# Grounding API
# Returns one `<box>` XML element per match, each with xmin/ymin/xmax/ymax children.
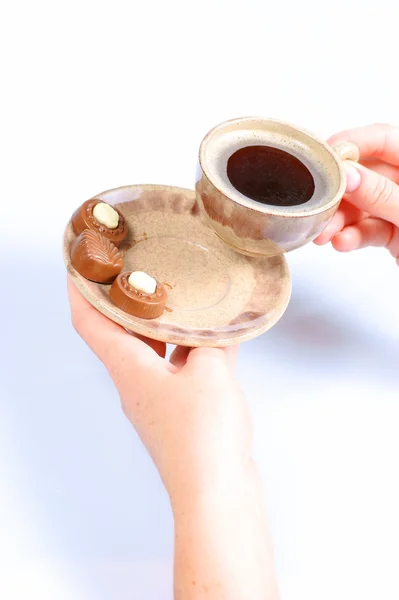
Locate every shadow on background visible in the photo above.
<box><xmin>251</xmin><ymin>279</ymin><xmax>399</xmax><ymax>387</ymax></box>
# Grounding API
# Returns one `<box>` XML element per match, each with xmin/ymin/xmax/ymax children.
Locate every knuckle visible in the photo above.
<box><xmin>367</xmin><ymin>175</ymin><xmax>395</xmax><ymax>209</ymax></box>
<box><xmin>372</xmin><ymin>123</ymin><xmax>397</xmax><ymax>139</ymax></box>
<box><xmin>374</xmin><ymin>124</ymin><xmax>389</xmax><ymax>159</ymax></box>
<box><xmin>372</xmin><ymin>122</ymin><xmax>391</xmax><ymax>130</ymax></box>
<box><xmin>372</xmin><ymin>123</ymin><xmax>399</xmax><ymax>159</ymax></box>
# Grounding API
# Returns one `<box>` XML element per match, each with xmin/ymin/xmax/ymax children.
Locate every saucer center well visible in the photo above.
<box><xmin>124</xmin><ymin>236</ymin><xmax>231</xmax><ymax>311</ymax></box>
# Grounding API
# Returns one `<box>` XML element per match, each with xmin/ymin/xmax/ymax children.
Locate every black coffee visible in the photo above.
<box><xmin>226</xmin><ymin>145</ymin><xmax>315</xmax><ymax>207</ymax></box>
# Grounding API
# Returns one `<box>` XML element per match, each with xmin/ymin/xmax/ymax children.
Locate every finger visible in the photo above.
<box><xmin>313</xmin><ymin>201</ymin><xmax>367</xmax><ymax>244</ymax></box>
<box><xmin>170</xmin><ymin>345</ymin><xmax>191</xmax><ymax>370</ymax></box>
<box><xmin>388</xmin><ymin>226</ymin><xmax>399</xmax><ymax>260</ymax></box>
<box><xmin>329</xmin><ymin>124</ymin><xmax>399</xmax><ymax>166</ymax></box>
<box><xmin>67</xmin><ymin>276</ymin><xmax>165</xmax><ymax>369</ymax></box>
<box><xmin>171</xmin><ymin>344</ymin><xmax>239</xmax><ymax>372</ymax></box>
<box><xmin>331</xmin><ymin>217</ymin><xmax>394</xmax><ymax>252</ymax></box>
<box><xmin>343</xmin><ymin>162</ymin><xmax>399</xmax><ymax>227</ymax></box>
<box><xmin>360</xmin><ymin>159</ymin><xmax>399</xmax><ymax>185</ymax></box>
<box><xmin>125</xmin><ymin>331</ymin><xmax>167</xmax><ymax>359</ymax></box>
<box><xmin>185</xmin><ymin>345</ymin><xmax>240</xmax><ymax>374</ymax></box>
<box><xmin>220</xmin><ymin>345</ymin><xmax>239</xmax><ymax>371</ymax></box>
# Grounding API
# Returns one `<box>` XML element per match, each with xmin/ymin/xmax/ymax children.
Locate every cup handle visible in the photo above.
<box><xmin>332</xmin><ymin>141</ymin><xmax>360</xmax><ymax>163</ymax></box>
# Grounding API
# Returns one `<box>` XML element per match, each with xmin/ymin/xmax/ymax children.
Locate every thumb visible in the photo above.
<box><xmin>344</xmin><ymin>162</ymin><xmax>399</xmax><ymax>227</ymax></box>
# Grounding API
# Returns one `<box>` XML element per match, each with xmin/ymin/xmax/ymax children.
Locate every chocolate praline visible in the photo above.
<box><xmin>71</xmin><ymin>199</ymin><xmax>128</xmax><ymax>247</ymax></box>
<box><xmin>70</xmin><ymin>229</ymin><xmax>124</xmax><ymax>283</ymax></box>
<box><xmin>110</xmin><ymin>272</ymin><xmax>167</xmax><ymax>319</ymax></box>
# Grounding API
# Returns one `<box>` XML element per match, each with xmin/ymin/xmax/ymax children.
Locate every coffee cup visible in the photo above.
<box><xmin>195</xmin><ymin>117</ymin><xmax>359</xmax><ymax>256</ymax></box>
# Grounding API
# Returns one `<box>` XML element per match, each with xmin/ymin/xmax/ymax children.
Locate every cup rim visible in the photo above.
<box><xmin>198</xmin><ymin>116</ymin><xmax>347</xmax><ymax>218</ymax></box>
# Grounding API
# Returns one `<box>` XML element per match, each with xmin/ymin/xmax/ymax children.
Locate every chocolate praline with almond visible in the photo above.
<box><xmin>71</xmin><ymin>199</ymin><xmax>128</xmax><ymax>247</ymax></box>
<box><xmin>110</xmin><ymin>272</ymin><xmax>167</xmax><ymax>319</ymax></box>
<box><xmin>70</xmin><ymin>229</ymin><xmax>124</xmax><ymax>283</ymax></box>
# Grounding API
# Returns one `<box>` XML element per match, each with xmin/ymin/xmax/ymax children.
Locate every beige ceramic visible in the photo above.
<box><xmin>196</xmin><ymin>117</ymin><xmax>359</xmax><ymax>257</ymax></box>
<box><xmin>64</xmin><ymin>184</ymin><xmax>291</xmax><ymax>347</ymax></box>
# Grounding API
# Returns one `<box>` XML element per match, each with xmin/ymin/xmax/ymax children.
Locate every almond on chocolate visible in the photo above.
<box><xmin>71</xmin><ymin>199</ymin><xmax>128</xmax><ymax>247</ymax></box>
<box><xmin>110</xmin><ymin>271</ymin><xmax>167</xmax><ymax>319</ymax></box>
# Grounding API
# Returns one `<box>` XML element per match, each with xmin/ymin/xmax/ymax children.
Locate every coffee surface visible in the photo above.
<box><xmin>227</xmin><ymin>145</ymin><xmax>315</xmax><ymax>207</ymax></box>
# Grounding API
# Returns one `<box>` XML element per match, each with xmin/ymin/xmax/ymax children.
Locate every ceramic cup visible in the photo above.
<box><xmin>195</xmin><ymin>117</ymin><xmax>359</xmax><ymax>257</ymax></box>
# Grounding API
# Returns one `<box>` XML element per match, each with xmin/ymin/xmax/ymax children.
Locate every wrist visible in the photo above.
<box><xmin>169</xmin><ymin>455</ymin><xmax>260</xmax><ymax>516</ymax></box>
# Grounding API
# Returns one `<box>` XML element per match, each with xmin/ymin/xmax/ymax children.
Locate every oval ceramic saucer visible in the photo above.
<box><xmin>63</xmin><ymin>184</ymin><xmax>291</xmax><ymax>347</ymax></box>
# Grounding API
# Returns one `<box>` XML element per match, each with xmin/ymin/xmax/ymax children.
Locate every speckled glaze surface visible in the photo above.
<box><xmin>196</xmin><ymin>117</ymin><xmax>359</xmax><ymax>257</ymax></box>
<box><xmin>63</xmin><ymin>184</ymin><xmax>292</xmax><ymax>347</ymax></box>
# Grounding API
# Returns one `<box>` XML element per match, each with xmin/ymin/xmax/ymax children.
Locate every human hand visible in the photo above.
<box><xmin>68</xmin><ymin>277</ymin><xmax>279</xmax><ymax>599</ymax></box>
<box><xmin>67</xmin><ymin>276</ymin><xmax>251</xmax><ymax>505</ymax></box>
<box><xmin>314</xmin><ymin>124</ymin><xmax>399</xmax><ymax>264</ymax></box>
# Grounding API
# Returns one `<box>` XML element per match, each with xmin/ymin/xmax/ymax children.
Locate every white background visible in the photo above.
<box><xmin>1</xmin><ymin>1</ymin><xmax>398</xmax><ymax>598</ymax></box>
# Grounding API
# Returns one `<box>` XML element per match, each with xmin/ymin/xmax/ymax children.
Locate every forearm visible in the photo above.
<box><xmin>171</xmin><ymin>459</ymin><xmax>279</xmax><ymax>600</ymax></box>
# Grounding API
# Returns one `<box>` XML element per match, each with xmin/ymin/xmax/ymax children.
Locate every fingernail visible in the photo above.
<box><xmin>344</xmin><ymin>162</ymin><xmax>361</xmax><ymax>193</ymax></box>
